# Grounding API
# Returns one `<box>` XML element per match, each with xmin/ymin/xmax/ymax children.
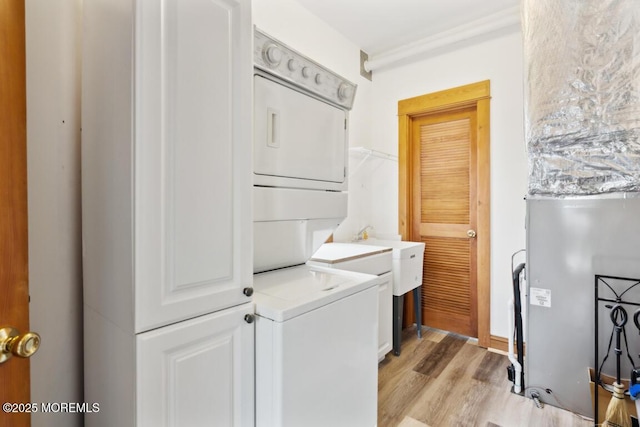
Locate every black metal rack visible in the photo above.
<box><xmin>594</xmin><ymin>274</ymin><xmax>640</xmax><ymax>424</ymax></box>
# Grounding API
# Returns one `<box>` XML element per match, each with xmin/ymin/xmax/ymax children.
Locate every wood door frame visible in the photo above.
<box><xmin>398</xmin><ymin>80</ymin><xmax>491</xmax><ymax>348</ymax></box>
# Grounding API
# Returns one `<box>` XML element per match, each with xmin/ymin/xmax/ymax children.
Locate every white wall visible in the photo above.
<box><xmin>370</xmin><ymin>32</ymin><xmax>528</xmax><ymax>338</ymax></box>
<box><xmin>26</xmin><ymin>1</ymin><xmax>83</xmax><ymax>426</ymax></box>
<box><xmin>347</xmin><ymin>151</ymin><xmax>399</xmax><ymax>241</ymax></box>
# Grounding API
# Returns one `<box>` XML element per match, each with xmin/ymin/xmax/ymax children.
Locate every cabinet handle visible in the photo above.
<box><xmin>243</xmin><ymin>287</ymin><xmax>253</xmax><ymax>297</ymax></box>
<box><xmin>244</xmin><ymin>314</ymin><xmax>255</xmax><ymax>324</ymax></box>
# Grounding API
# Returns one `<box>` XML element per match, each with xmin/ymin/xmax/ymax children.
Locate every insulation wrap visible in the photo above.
<box><xmin>524</xmin><ymin>0</ymin><xmax>640</xmax><ymax>195</ymax></box>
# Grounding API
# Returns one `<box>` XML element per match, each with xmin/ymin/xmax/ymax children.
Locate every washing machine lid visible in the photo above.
<box><xmin>309</xmin><ymin>242</ymin><xmax>391</xmax><ymax>264</ymax></box>
<box><xmin>253</xmin><ymin>264</ymin><xmax>379</xmax><ymax>322</ymax></box>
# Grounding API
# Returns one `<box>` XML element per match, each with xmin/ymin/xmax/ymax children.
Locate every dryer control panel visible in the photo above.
<box><xmin>254</xmin><ymin>28</ymin><xmax>357</xmax><ymax>110</ymax></box>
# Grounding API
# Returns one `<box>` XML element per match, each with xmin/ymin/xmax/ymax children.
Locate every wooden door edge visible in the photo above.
<box><xmin>398</xmin><ymin>114</ymin><xmax>411</xmax><ymax>240</ymax></box>
<box><xmin>0</xmin><ymin>0</ymin><xmax>31</xmax><ymax>420</ymax></box>
<box><xmin>476</xmin><ymin>97</ymin><xmax>491</xmax><ymax>348</ymax></box>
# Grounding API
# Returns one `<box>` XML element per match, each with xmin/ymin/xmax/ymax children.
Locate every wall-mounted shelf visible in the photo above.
<box><xmin>349</xmin><ymin>147</ymin><xmax>397</xmax><ymax>177</ymax></box>
<box><xmin>350</xmin><ymin>146</ymin><xmax>397</xmax><ymax>161</ymax></box>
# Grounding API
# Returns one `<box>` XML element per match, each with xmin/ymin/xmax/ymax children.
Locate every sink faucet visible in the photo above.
<box><xmin>355</xmin><ymin>225</ymin><xmax>373</xmax><ymax>241</ymax></box>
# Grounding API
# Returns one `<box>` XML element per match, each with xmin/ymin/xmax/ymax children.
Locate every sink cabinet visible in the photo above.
<box><xmin>356</xmin><ymin>239</ymin><xmax>426</xmax><ymax>355</ymax></box>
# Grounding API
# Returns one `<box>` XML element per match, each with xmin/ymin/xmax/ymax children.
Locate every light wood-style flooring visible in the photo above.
<box><xmin>378</xmin><ymin>327</ymin><xmax>593</xmax><ymax>427</ymax></box>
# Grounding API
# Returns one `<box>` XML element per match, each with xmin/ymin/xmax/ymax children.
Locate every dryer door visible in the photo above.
<box><xmin>254</xmin><ymin>74</ymin><xmax>347</xmax><ymax>190</ymax></box>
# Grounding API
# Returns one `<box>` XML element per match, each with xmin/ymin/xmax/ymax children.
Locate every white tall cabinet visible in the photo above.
<box><xmin>81</xmin><ymin>0</ymin><xmax>253</xmax><ymax>425</ymax></box>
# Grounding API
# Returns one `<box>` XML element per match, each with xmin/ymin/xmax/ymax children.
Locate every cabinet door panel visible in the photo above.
<box><xmin>378</xmin><ymin>272</ymin><xmax>393</xmax><ymax>360</ymax></box>
<box><xmin>137</xmin><ymin>303</ymin><xmax>254</xmax><ymax>427</ymax></box>
<box><xmin>134</xmin><ymin>0</ymin><xmax>252</xmax><ymax>332</ymax></box>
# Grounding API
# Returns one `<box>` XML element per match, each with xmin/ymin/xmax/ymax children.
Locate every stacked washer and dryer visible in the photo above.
<box><xmin>252</xmin><ymin>29</ymin><xmax>380</xmax><ymax>427</ymax></box>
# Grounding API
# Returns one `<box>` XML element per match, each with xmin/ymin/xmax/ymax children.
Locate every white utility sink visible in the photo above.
<box><xmin>356</xmin><ymin>239</ymin><xmax>425</xmax><ymax>296</ymax></box>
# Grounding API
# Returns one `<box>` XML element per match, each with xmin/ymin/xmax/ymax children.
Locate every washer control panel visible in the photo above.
<box><xmin>254</xmin><ymin>28</ymin><xmax>357</xmax><ymax>110</ymax></box>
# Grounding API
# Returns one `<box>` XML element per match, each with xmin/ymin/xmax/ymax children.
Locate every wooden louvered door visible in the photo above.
<box><xmin>399</xmin><ymin>80</ymin><xmax>490</xmax><ymax>346</ymax></box>
<box><xmin>412</xmin><ymin>108</ymin><xmax>478</xmax><ymax>337</ymax></box>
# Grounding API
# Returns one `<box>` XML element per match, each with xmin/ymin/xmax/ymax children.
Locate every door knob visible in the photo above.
<box><xmin>467</xmin><ymin>229</ymin><xmax>477</xmax><ymax>238</ymax></box>
<box><xmin>0</xmin><ymin>327</ymin><xmax>40</xmax><ymax>364</ymax></box>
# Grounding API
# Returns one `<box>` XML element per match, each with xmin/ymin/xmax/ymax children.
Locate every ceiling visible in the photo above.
<box><xmin>291</xmin><ymin>0</ymin><xmax>521</xmax><ymax>56</ymax></box>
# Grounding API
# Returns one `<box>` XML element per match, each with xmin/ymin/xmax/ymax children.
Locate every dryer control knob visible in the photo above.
<box><xmin>302</xmin><ymin>67</ymin><xmax>311</xmax><ymax>78</ymax></box>
<box><xmin>287</xmin><ymin>59</ymin><xmax>298</xmax><ymax>71</ymax></box>
<box><xmin>315</xmin><ymin>73</ymin><xmax>323</xmax><ymax>84</ymax></box>
<box><xmin>263</xmin><ymin>44</ymin><xmax>282</xmax><ymax>66</ymax></box>
<box><xmin>338</xmin><ymin>83</ymin><xmax>352</xmax><ymax>101</ymax></box>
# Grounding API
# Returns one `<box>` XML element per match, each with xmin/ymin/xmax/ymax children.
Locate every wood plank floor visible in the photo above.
<box><xmin>378</xmin><ymin>327</ymin><xmax>593</xmax><ymax>427</ymax></box>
